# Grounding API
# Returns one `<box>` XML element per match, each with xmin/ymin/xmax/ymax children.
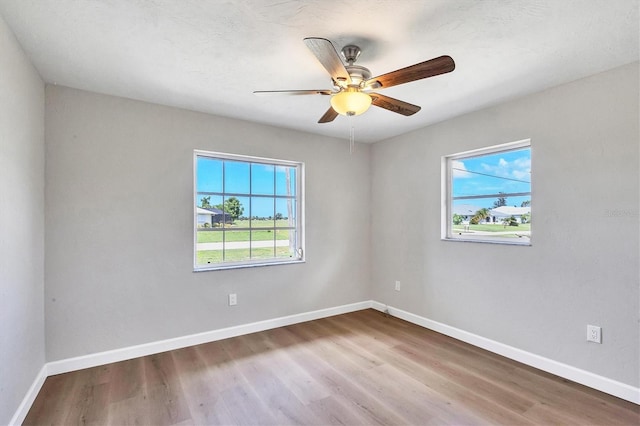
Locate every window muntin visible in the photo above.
<box><xmin>194</xmin><ymin>151</ymin><xmax>304</xmax><ymax>270</ymax></box>
<box><xmin>443</xmin><ymin>140</ymin><xmax>531</xmax><ymax>245</ymax></box>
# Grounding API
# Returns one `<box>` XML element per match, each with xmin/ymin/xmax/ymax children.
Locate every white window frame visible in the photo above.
<box><xmin>441</xmin><ymin>139</ymin><xmax>531</xmax><ymax>245</ymax></box>
<box><xmin>194</xmin><ymin>150</ymin><xmax>305</xmax><ymax>271</ymax></box>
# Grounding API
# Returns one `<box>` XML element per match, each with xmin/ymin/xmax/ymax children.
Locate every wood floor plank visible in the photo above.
<box><xmin>171</xmin><ymin>345</ymin><xmax>229</xmax><ymax>425</ymax></box>
<box><xmin>195</xmin><ymin>340</ymin><xmax>243</xmax><ymax>392</ymax></box>
<box><xmin>106</xmin><ymin>394</ymin><xmax>149</xmax><ymax>426</ymax></box>
<box><xmin>240</xmin><ymin>331</ymin><xmax>332</xmax><ymax>405</ymax></box>
<box><xmin>23</xmin><ymin>309</ymin><xmax>640</xmax><ymax>425</ymax></box>
<box><xmin>350</xmin><ymin>312</ymin><xmax>640</xmax><ymax>425</ymax></box>
<box><xmin>314</xmin><ymin>317</ymin><xmax>495</xmax><ymax>424</ymax></box>
<box><xmin>23</xmin><ymin>373</ymin><xmax>80</xmax><ymax>425</ymax></box>
<box><xmin>219</xmin><ymin>334</ymin><xmax>322</xmax><ymax>425</ymax></box>
<box><xmin>107</xmin><ymin>357</ymin><xmax>144</xmax><ymax>403</ymax></box>
<box><xmin>142</xmin><ymin>352</ymin><xmax>191</xmax><ymax>425</ymax></box>
<box><xmin>272</xmin><ymin>325</ymin><xmax>409</xmax><ymax>425</ymax></box>
<box><xmin>305</xmin><ymin>395</ymin><xmax>366</xmax><ymax>426</ymax></box>
<box><xmin>62</xmin><ymin>378</ymin><xmax>110</xmax><ymax>425</ymax></box>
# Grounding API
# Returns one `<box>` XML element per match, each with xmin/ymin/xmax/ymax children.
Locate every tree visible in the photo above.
<box><xmin>452</xmin><ymin>213</ymin><xmax>464</xmax><ymax>225</ymax></box>
<box><xmin>492</xmin><ymin>192</ymin><xmax>507</xmax><ymax>208</ymax></box>
<box><xmin>521</xmin><ymin>200</ymin><xmax>531</xmax><ymax>207</ymax></box>
<box><xmin>221</xmin><ymin>197</ymin><xmax>244</xmax><ymax>222</ymax></box>
<box><xmin>200</xmin><ymin>196</ymin><xmax>212</xmax><ymax>209</ymax></box>
<box><xmin>502</xmin><ymin>215</ymin><xmax>518</xmax><ymax>228</ymax></box>
<box><xmin>471</xmin><ymin>208</ymin><xmax>490</xmax><ymax>224</ymax></box>
<box><xmin>275</xmin><ymin>212</ymin><xmax>284</xmax><ymax>220</ymax></box>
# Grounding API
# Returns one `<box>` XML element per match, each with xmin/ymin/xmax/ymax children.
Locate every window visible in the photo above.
<box><xmin>194</xmin><ymin>150</ymin><xmax>304</xmax><ymax>270</ymax></box>
<box><xmin>442</xmin><ymin>140</ymin><xmax>531</xmax><ymax>245</ymax></box>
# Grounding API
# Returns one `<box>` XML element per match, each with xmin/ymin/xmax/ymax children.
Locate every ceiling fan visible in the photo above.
<box><xmin>254</xmin><ymin>37</ymin><xmax>455</xmax><ymax>123</ymax></box>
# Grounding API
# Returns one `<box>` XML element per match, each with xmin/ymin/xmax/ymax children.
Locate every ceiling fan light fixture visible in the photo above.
<box><xmin>256</xmin><ymin>38</ymin><xmax>455</xmax><ymax>124</ymax></box>
<box><xmin>330</xmin><ymin>89</ymin><xmax>372</xmax><ymax>116</ymax></box>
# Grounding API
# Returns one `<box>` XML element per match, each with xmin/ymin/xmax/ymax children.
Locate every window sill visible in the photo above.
<box><xmin>194</xmin><ymin>258</ymin><xmax>305</xmax><ymax>272</ymax></box>
<box><xmin>442</xmin><ymin>236</ymin><xmax>531</xmax><ymax>246</ymax></box>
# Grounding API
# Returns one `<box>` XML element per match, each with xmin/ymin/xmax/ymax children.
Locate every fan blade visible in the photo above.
<box><xmin>365</xmin><ymin>55</ymin><xmax>455</xmax><ymax>89</ymax></box>
<box><xmin>370</xmin><ymin>93</ymin><xmax>421</xmax><ymax>116</ymax></box>
<box><xmin>253</xmin><ymin>90</ymin><xmax>332</xmax><ymax>96</ymax></box>
<box><xmin>318</xmin><ymin>107</ymin><xmax>338</xmax><ymax>123</ymax></box>
<box><xmin>303</xmin><ymin>37</ymin><xmax>352</xmax><ymax>85</ymax></box>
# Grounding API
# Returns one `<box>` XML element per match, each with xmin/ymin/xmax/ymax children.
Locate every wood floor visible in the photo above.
<box><xmin>24</xmin><ymin>309</ymin><xmax>639</xmax><ymax>425</ymax></box>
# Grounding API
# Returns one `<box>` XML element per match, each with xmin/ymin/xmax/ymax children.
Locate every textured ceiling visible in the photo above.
<box><xmin>0</xmin><ymin>0</ymin><xmax>638</xmax><ymax>143</ymax></box>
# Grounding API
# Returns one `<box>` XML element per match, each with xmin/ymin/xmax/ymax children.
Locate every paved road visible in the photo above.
<box><xmin>197</xmin><ymin>240</ymin><xmax>291</xmax><ymax>250</ymax></box>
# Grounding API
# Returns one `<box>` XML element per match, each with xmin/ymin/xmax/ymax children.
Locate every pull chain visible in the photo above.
<box><xmin>348</xmin><ymin>112</ymin><xmax>355</xmax><ymax>154</ymax></box>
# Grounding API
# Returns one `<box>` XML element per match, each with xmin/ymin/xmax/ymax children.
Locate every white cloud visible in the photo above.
<box><xmin>452</xmin><ymin>160</ymin><xmax>473</xmax><ymax>178</ymax></box>
<box><xmin>479</xmin><ymin>156</ymin><xmax>530</xmax><ymax>182</ymax></box>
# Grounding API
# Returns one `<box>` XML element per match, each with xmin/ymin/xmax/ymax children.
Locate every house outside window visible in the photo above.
<box><xmin>442</xmin><ymin>140</ymin><xmax>531</xmax><ymax>245</ymax></box>
<box><xmin>194</xmin><ymin>150</ymin><xmax>304</xmax><ymax>270</ymax></box>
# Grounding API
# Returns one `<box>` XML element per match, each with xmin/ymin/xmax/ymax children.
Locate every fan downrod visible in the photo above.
<box><xmin>341</xmin><ymin>45</ymin><xmax>361</xmax><ymax>65</ymax></box>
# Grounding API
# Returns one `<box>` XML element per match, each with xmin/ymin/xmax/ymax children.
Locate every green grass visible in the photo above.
<box><xmin>197</xmin><ymin>246</ymin><xmax>294</xmax><ymax>265</ymax></box>
<box><xmin>196</xmin><ymin>219</ymin><xmax>296</xmax><ymax>265</ymax></box>
<box><xmin>197</xmin><ymin>219</ymin><xmax>291</xmax><ymax>243</ymax></box>
<box><xmin>234</xmin><ymin>219</ymin><xmax>292</xmax><ymax>228</ymax></box>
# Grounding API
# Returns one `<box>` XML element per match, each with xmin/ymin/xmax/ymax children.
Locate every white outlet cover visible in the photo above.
<box><xmin>587</xmin><ymin>325</ymin><xmax>602</xmax><ymax>343</ymax></box>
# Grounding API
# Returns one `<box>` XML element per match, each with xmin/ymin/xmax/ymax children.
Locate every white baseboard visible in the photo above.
<box><xmin>11</xmin><ymin>301</ymin><xmax>370</xmax><ymax>425</ymax></box>
<box><xmin>9</xmin><ymin>364</ymin><xmax>48</xmax><ymax>426</ymax></box>
<box><xmin>46</xmin><ymin>301</ymin><xmax>371</xmax><ymax>376</ymax></box>
<box><xmin>11</xmin><ymin>299</ymin><xmax>639</xmax><ymax>424</ymax></box>
<box><xmin>370</xmin><ymin>301</ymin><xmax>640</xmax><ymax>405</ymax></box>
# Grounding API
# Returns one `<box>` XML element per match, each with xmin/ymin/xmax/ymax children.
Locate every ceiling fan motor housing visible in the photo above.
<box><xmin>345</xmin><ymin>65</ymin><xmax>371</xmax><ymax>86</ymax></box>
<box><xmin>341</xmin><ymin>45</ymin><xmax>361</xmax><ymax>64</ymax></box>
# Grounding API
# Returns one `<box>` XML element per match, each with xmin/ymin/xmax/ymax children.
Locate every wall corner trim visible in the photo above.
<box><xmin>8</xmin><ymin>365</ymin><xmax>48</xmax><ymax>426</ymax></box>
<box><xmin>369</xmin><ymin>301</ymin><xmax>640</xmax><ymax>405</ymax></box>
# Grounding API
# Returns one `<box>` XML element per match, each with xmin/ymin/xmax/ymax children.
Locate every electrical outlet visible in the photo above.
<box><xmin>229</xmin><ymin>293</ymin><xmax>237</xmax><ymax>306</ymax></box>
<box><xmin>394</xmin><ymin>280</ymin><xmax>401</xmax><ymax>291</ymax></box>
<box><xmin>587</xmin><ymin>325</ymin><xmax>601</xmax><ymax>343</ymax></box>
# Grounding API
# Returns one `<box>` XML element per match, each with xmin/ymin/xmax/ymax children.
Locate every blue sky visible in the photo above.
<box><xmin>452</xmin><ymin>147</ymin><xmax>531</xmax><ymax>209</ymax></box>
<box><xmin>196</xmin><ymin>157</ymin><xmax>297</xmax><ymax>218</ymax></box>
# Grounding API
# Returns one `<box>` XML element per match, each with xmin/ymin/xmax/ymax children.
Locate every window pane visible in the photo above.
<box><xmin>251</xmin><ymin>163</ymin><xmax>275</xmax><ymax>195</ymax></box>
<box><xmin>224</xmin><ymin>161</ymin><xmax>250</xmax><ymax>194</ymax></box>
<box><xmin>251</xmin><ymin>230</ymin><xmax>275</xmax><ymax>259</ymax></box>
<box><xmin>250</xmin><ymin>228</ymin><xmax>274</xmax><ymax>246</ymax></box>
<box><xmin>251</xmin><ymin>197</ymin><xmax>275</xmax><ymax>222</ymax></box>
<box><xmin>196</xmin><ymin>194</ymin><xmax>225</xmax><ymax>228</ymax></box>
<box><xmin>223</xmin><ymin>195</ymin><xmax>248</xmax><ymax>224</ymax></box>
<box><xmin>451</xmin><ymin>198</ymin><xmax>531</xmax><ymax>241</ymax></box>
<box><xmin>196</xmin><ymin>246</ymin><xmax>223</xmax><ymax>266</ymax></box>
<box><xmin>275</xmin><ymin>198</ymin><xmax>295</xmax><ymax>227</ymax></box>
<box><xmin>196</xmin><ymin>229</ymin><xmax>223</xmax><ymax>266</ymax></box>
<box><xmin>196</xmin><ymin>157</ymin><xmax>223</xmax><ymax>193</ymax></box>
<box><xmin>224</xmin><ymin>230</ymin><xmax>251</xmax><ymax>262</ymax></box>
<box><xmin>276</xmin><ymin>229</ymin><xmax>297</xmax><ymax>258</ymax></box>
<box><xmin>276</xmin><ymin>166</ymin><xmax>296</xmax><ymax>196</ymax></box>
<box><xmin>452</xmin><ymin>148</ymin><xmax>530</xmax><ymax>199</ymax></box>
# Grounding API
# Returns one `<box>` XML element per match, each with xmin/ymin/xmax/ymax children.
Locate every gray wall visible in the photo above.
<box><xmin>45</xmin><ymin>86</ymin><xmax>371</xmax><ymax>361</ymax></box>
<box><xmin>0</xmin><ymin>15</ymin><xmax>45</xmax><ymax>425</ymax></box>
<box><xmin>371</xmin><ymin>62</ymin><xmax>639</xmax><ymax>387</ymax></box>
